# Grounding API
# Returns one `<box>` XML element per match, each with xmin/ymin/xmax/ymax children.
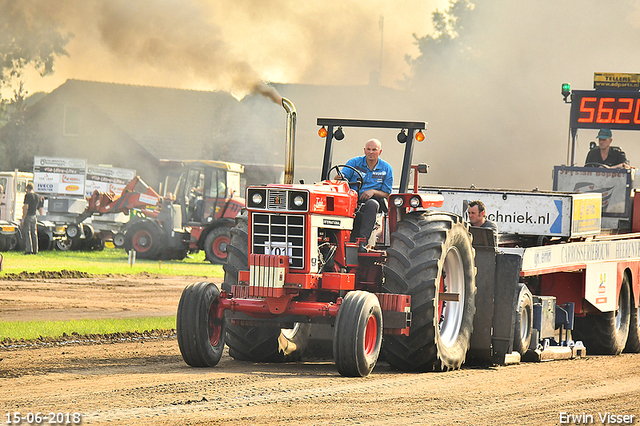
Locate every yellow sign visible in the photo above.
<box><xmin>1</xmin><ymin>226</ymin><xmax>15</xmax><ymax>232</ymax></box>
<box><xmin>594</xmin><ymin>72</ymin><xmax>640</xmax><ymax>90</ymax></box>
<box><xmin>572</xmin><ymin>194</ymin><xmax>601</xmax><ymax>234</ymax></box>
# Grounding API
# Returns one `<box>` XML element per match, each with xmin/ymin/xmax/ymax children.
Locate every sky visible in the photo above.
<box><xmin>12</xmin><ymin>0</ymin><xmax>640</xmax><ymax>190</ymax></box>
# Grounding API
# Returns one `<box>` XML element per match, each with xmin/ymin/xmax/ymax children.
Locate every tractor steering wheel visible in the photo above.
<box><xmin>328</xmin><ymin>164</ymin><xmax>365</xmax><ymax>192</ymax></box>
<box><xmin>584</xmin><ymin>162</ymin><xmax>608</xmax><ymax>168</ymax></box>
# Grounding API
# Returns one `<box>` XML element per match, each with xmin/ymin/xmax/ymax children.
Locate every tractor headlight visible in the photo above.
<box><xmin>409</xmin><ymin>196</ymin><xmax>421</xmax><ymax>208</ymax></box>
<box><xmin>393</xmin><ymin>197</ymin><xmax>404</xmax><ymax>207</ymax></box>
<box><xmin>288</xmin><ymin>191</ymin><xmax>308</xmax><ymax>211</ymax></box>
<box><xmin>247</xmin><ymin>188</ymin><xmax>267</xmax><ymax>209</ymax></box>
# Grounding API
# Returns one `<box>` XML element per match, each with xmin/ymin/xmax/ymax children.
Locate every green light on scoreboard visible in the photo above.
<box><xmin>561</xmin><ymin>83</ymin><xmax>571</xmax><ymax>102</ymax></box>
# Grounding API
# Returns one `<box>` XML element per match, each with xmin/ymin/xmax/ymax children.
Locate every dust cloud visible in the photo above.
<box><xmin>12</xmin><ymin>0</ymin><xmax>640</xmax><ymax>190</ymax></box>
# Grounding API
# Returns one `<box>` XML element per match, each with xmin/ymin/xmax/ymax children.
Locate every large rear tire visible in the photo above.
<box><xmin>124</xmin><ymin>220</ymin><xmax>164</xmax><ymax>259</ymax></box>
<box><xmin>574</xmin><ymin>273</ymin><xmax>631</xmax><ymax>355</ymax></box>
<box><xmin>223</xmin><ymin>211</ymin><xmax>310</xmax><ymax>362</ymax></box>
<box><xmin>177</xmin><ymin>281</ymin><xmax>226</xmax><ymax>367</ymax></box>
<box><xmin>333</xmin><ymin>291</ymin><xmax>383</xmax><ymax>377</ymax></box>
<box><xmin>382</xmin><ymin>212</ymin><xmax>476</xmax><ymax>372</ymax></box>
<box><xmin>513</xmin><ymin>283</ymin><xmax>533</xmax><ymax>355</ymax></box>
<box><xmin>204</xmin><ymin>226</ymin><xmax>231</xmax><ymax>264</ymax></box>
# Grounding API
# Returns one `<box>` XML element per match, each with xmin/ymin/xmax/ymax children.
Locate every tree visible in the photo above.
<box><xmin>0</xmin><ymin>1</ymin><xmax>70</xmax><ymax>170</ymax></box>
<box><xmin>0</xmin><ymin>82</ymin><xmax>38</xmax><ymax>171</ymax></box>
<box><xmin>0</xmin><ymin>0</ymin><xmax>70</xmax><ymax>91</ymax></box>
<box><xmin>405</xmin><ymin>0</ymin><xmax>475</xmax><ymax>81</ymax></box>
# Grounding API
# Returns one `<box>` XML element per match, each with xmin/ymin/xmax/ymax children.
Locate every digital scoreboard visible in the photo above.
<box><xmin>570</xmin><ymin>90</ymin><xmax>640</xmax><ymax>131</ymax></box>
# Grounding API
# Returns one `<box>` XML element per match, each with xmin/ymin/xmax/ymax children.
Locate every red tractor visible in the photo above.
<box><xmin>177</xmin><ymin>99</ymin><xmax>477</xmax><ymax>376</ymax></box>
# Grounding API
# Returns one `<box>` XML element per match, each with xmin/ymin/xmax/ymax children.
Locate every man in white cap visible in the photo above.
<box><xmin>584</xmin><ymin>128</ymin><xmax>630</xmax><ymax>169</ymax></box>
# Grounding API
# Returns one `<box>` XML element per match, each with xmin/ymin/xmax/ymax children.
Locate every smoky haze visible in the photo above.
<box><xmin>15</xmin><ymin>0</ymin><xmax>640</xmax><ymax>190</ymax></box>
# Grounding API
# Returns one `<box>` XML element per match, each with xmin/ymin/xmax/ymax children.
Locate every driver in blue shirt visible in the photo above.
<box><xmin>341</xmin><ymin>139</ymin><xmax>393</xmax><ymax>251</ymax></box>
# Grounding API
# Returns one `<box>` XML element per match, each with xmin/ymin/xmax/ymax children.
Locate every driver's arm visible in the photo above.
<box><xmin>612</xmin><ymin>162</ymin><xmax>631</xmax><ymax>169</ymax></box>
<box><xmin>339</xmin><ymin>165</ymin><xmax>354</xmax><ymax>182</ymax></box>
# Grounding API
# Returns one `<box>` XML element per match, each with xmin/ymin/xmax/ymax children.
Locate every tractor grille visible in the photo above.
<box><xmin>252</xmin><ymin>213</ymin><xmax>305</xmax><ymax>269</ymax></box>
<box><xmin>268</xmin><ymin>190</ymin><xmax>288</xmax><ymax>210</ymax></box>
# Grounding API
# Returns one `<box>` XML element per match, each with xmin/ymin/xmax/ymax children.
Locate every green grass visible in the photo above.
<box><xmin>0</xmin><ymin>247</ymin><xmax>220</xmax><ymax>341</ymax></box>
<box><xmin>0</xmin><ymin>316</ymin><xmax>176</xmax><ymax>341</ymax></box>
<box><xmin>0</xmin><ymin>247</ymin><xmax>224</xmax><ymax>278</ymax></box>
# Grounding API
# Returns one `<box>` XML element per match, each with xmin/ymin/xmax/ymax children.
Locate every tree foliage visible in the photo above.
<box><xmin>0</xmin><ymin>0</ymin><xmax>70</xmax><ymax>90</ymax></box>
<box><xmin>0</xmin><ymin>1</ymin><xmax>70</xmax><ymax>170</ymax></box>
<box><xmin>0</xmin><ymin>82</ymin><xmax>38</xmax><ymax>171</ymax></box>
<box><xmin>406</xmin><ymin>0</ymin><xmax>475</xmax><ymax>80</ymax></box>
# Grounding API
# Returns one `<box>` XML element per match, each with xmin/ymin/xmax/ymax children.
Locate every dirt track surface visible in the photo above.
<box><xmin>2</xmin><ymin>275</ymin><xmax>640</xmax><ymax>425</ymax></box>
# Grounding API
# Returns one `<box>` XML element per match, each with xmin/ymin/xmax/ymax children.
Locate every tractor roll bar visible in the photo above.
<box><xmin>317</xmin><ymin>118</ymin><xmax>426</xmax><ymax>194</ymax></box>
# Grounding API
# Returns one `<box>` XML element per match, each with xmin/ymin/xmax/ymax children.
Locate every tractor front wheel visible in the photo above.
<box><xmin>177</xmin><ymin>281</ymin><xmax>226</xmax><ymax>367</ymax></box>
<box><xmin>333</xmin><ymin>291</ymin><xmax>383</xmax><ymax>377</ymax></box>
<box><xmin>204</xmin><ymin>226</ymin><xmax>231</xmax><ymax>264</ymax></box>
<box><xmin>125</xmin><ymin>221</ymin><xmax>164</xmax><ymax>259</ymax></box>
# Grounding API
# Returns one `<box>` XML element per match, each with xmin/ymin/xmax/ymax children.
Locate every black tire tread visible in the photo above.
<box><xmin>204</xmin><ymin>226</ymin><xmax>231</xmax><ymax>264</ymax></box>
<box><xmin>573</xmin><ymin>274</ymin><xmax>631</xmax><ymax>355</ymax></box>
<box><xmin>333</xmin><ymin>291</ymin><xmax>383</xmax><ymax>377</ymax></box>
<box><xmin>382</xmin><ymin>212</ymin><xmax>476</xmax><ymax>372</ymax></box>
<box><xmin>177</xmin><ymin>281</ymin><xmax>226</xmax><ymax>367</ymax></box>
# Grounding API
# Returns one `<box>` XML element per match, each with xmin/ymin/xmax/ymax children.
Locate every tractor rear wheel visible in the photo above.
<box><xmin>204</xmin><ymin>226</ymin><xmax>231</xmax><ymax>264</ymax></box>
<box><xmin>125</xmin><ymin>220</ymin><xmax>164</xmax><ymax>259</ymax></box>
<box><xmin>333</xmin><ymin>291</ymin><xmax>383</xmax><ymax>377</ymax></box>
<box><xmin>223</xmin><ymin>211</ymin><xmax>310</xmax><ymax>362</ymax></box>
<box><xmin>382</xmin><ymin>212</ymin><xmax>476</xmax><ymax>372</ymax></box>
<box><xmin>574</xmin><ymin>273</ymin><xmax>631</xmax><ymax>355</ymax></box>
<box><xmin>513</xmin><ymin>283</ymin><xmax>533</xmax><ymax>355</ymax></box>
<box><xmin>177</xmin><ymin>281</ymin><xmax>226</xmax><ymax>367</ymax></box>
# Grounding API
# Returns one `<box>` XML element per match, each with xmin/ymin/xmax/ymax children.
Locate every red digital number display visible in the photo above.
<box><xmin>571</xmin><ymin>90</ymin><xmax>640</xmax><ymax>130</ymax></box>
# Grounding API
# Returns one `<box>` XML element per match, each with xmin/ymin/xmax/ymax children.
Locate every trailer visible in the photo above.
<box><xmin>176</xmin><ymin>77</ymin><xmax>640</xmax><ymax>377</ymax></box>
<box><xmin>34</xmin><ymin>157</ymin><xmax>135</xmax><ymax>251</ymax></box>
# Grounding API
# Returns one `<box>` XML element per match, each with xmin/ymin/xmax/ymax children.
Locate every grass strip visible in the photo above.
<box><xmin>0</xmin><ymin>316</ymin><xmax>176</xmax><ymax>341</ymax></box>
<box><xmin>0</xmin><ymin>247</ymin><xmax>223</xmax><ymax>278</ymax></box>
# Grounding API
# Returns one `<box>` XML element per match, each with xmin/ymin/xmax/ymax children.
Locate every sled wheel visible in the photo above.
<box><xmin>574</xmin><ymin>273</ymin><xmax>631</xmax><ymax>355</ymax></box>
<box><xmin>177</xmin><ymin>281</ymin><xmax>226</xmax><ymax>367</ymax></box>
<box><xmin>222</xmin><ymin>211</ymin><xmax>310</xmax><ymax>362</ymax></box>
<box><xmin>204</xmin><ymin>227</ymin><xmax>231</xmax><ymax>264</ymax></box>
<box><xmin>625</xmin><ymin>290</ymin><xmax>640</xmax><ymax>353</ymax></box>
<box><xmin>333</xmin><ymin>291</ymin><xmax>383</xmax><ymax>377</ymax></box>
<box><xmin>513</xmin><ymin>283</ymin><xmax>533</xmax><ymax>355</ymax></box>
<box><xmin>383</xmin><ymin>212</ymin><xmax>476</xmax><ymax>372</ymax></box>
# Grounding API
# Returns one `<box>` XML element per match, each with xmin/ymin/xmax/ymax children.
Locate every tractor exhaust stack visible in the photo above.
<box><xmin>282</xmin><ymin>98</ymin><xmax>296</xmax><ymax>184</ymax></box>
